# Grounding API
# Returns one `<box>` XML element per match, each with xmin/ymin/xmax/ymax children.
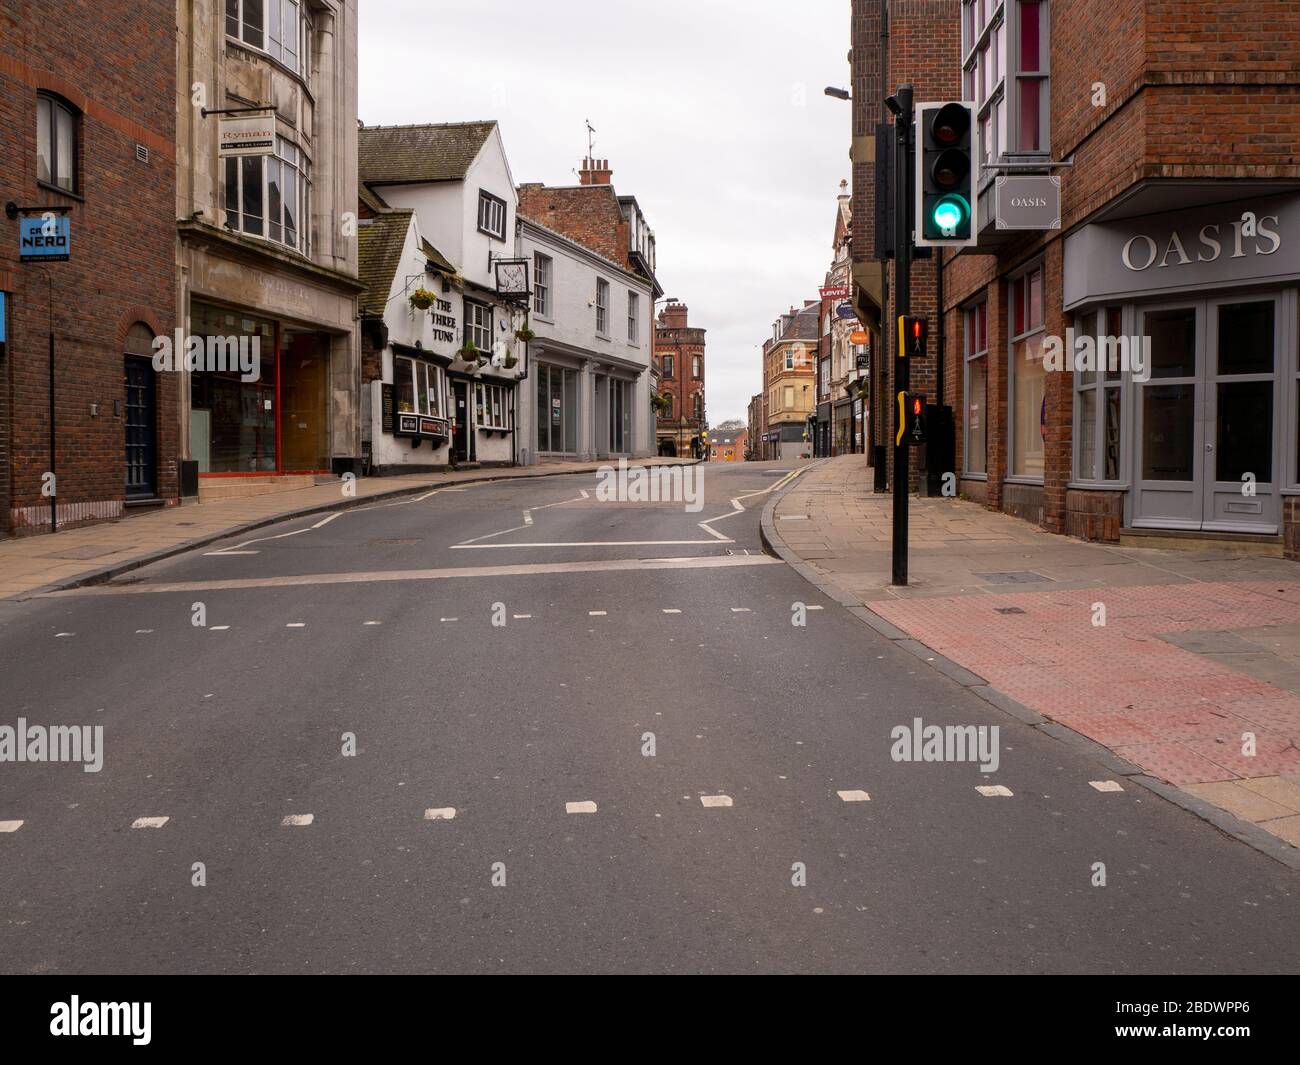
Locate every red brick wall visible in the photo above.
<box><xmin>517</xmin><ymin>184</ymin><xmax>627</xmax><ymax>267</ymax></box>
<box><xmin>654</xmin><ymin>305</ymin><xmax>706</xmax><ymax>447</ymax></box>
<box><xmin>0</xmin><ymin>0</ymin><xmax>177</xmax><ymax>534</ymax></box>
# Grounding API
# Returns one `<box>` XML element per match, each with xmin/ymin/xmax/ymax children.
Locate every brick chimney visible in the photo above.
<box><xmin>578</xmin><ymin>156</ymin><xmax>613</xmax><ymax>185</ymax></box>
<box><xmin>658</xmin><ymin>301</ymin><xmax>688</xmax><ymax>329</ymax></box>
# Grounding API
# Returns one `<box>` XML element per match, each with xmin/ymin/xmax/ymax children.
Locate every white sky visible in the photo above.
<box><xmin>359</xmin><ymin>0</ymin><xmax>851</xmax><ymax>425</ymax></box>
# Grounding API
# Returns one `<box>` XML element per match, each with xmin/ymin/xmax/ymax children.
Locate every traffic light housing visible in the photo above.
<box><xmin>896</xmin><ymin>391</ymin><xmax>928</xmax><ymax>447</ymax></box>
<box><xmin>916</xmin><ymin>101</ymin><xmax>978</xmax><ymax>247</ymax></box>
<box><xmin>897</xmin><ymin>315</ymin><xmax>927</xmax><ymax>360</ymax></box>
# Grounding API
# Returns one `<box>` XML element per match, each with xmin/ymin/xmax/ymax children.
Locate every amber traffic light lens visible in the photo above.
<box><xmin>933</xmin><ymin>148</ymin><xmax>969</xmax><ymax>189</ymax></box>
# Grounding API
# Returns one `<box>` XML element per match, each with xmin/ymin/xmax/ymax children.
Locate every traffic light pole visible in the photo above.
<box><xmin>891</xmin><ymin>85</ymin><xmax>913</xmax><ymax>587</ymax></box>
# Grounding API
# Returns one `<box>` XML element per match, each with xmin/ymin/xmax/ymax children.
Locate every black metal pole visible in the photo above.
<box><xmin>891</xmin><ymin>85</ymin><xmax>913</xmax><ymax>586</ymax></box>
<box><xmin>43</xmin><ymin>267</ymin><xmax>55</xmax><ymax>534</ymax></box>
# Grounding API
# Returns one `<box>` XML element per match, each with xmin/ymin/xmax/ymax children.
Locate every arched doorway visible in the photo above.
<box><xmin>123</xmin><ymin>323</ymin><xmax>158</xmax><ymax>499</ymax></box>
<box><xmin>658</xmin><ymin>439</ymin><xmax>677</xmax><ymax>457</ymax></box>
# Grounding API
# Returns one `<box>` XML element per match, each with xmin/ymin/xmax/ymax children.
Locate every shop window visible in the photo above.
<box><xmin>395</xmin><ymin>356</ymin><xmax>444</xmax><ymax>418</ymax></box>
<box><xmin>1009</xmin><ymin>265</ymin><xmax>1045</xmax><ymax>478</ymax></box>
<box><xmin>224</xmin><ymin>137</ymin><xmax>311</xmax><ymax>253</ymax></box>
<box><xmin>475</xmin><ymin>382</ymin><xmax>509</xmax><ymax>429</ymax></box>
<box><xmin>964</xmin><ymin>301</ymin><xmax>989</xmax><ymax>475</ymax></box>
<box><xmin>1073</xmin><ymin>307</ymin><xmax>1124</xmax><ymax>482</ymax></box>
<box><xmin>37</xmin><ymin>93</ymin><xmax>78</xmax><ymax>193</ymax></box>
<box><xmin>533</xmin><ymin>253</ymin><xmax>552</xmax><ymax>317</ymax></box>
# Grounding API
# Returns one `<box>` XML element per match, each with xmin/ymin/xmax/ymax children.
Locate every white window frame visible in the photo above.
<box><xmin>662</xmin><ymin>353</ymin><xmax>673</xmax><ymax>378</ymax></box>
<box><xmin>1007</xmin><ymin>261</ymin><xmax>1047</xmax><ymax>482</ymax></box>
<box><xmin>226</xmin><ymin>0</ymin><xmax>311</xmax><ymax>79</ymax></box>
<box><xmin>477</xmin><ymin>190</ymin><xmax>506</xmax><ymax>240</ymax></box>
<box><xmin>627</xmin><ymin>290</ymin><xmax>639</xmax><ymax>343</ymax></box>
<box><xmin>395</xmin><ymin>356</ymin><xmax>444</xmax><ymax>418</ymax></box>
<box><xmin>533</xmin><ymin>253</ymin><xmax>552</xmax><ymax>318</ymax></box>
<box><xmin>224</xmin><ymin>136</ymin><xmax>311</xmax><ymax>254</ymax></box>
<box><xmin>464</xmin><ymin>300</ymin><xmax>493</xmax><ymax>351</ymax></box>
<box><xmin>596</xmin><ymin>278</ymin><xmax>610</xmax><ymax>336</ymax></box>
<box><xmin>1072</xmin><ymin>305</ymin><xmax>1126</xmax><ymax>484</ymax></box>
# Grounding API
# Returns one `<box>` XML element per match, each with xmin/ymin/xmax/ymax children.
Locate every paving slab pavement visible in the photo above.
<box><xmin>766</xmin><ymin>455</ymin><xmax>1300</xmax><ymax>859</ymax></box>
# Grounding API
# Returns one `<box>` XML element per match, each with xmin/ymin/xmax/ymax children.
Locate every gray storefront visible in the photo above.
<box><xmin>1063</xmin><ymin>192</ymin><xmax>1300</xmax><ymax>535</ymax></box>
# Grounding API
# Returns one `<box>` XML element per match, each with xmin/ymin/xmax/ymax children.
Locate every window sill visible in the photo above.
<box><xmin>477</xmin><ymin>228</ymin><xmax>506</xmax><ymax>242</ymax></box>
<box><xmin>1067</xmin><ymin>481</ymin><xmax>1130</xmax><ymax>492</ymax></box>
<box><xmin>962</xmin><ymin>472</ymin><xmax>988</xmax><ymax>482</ymax></box>
<box><xmin>1003</xmin><ymin>476</ymin><xmax>1045</xmax><ymax>486</ymax></box>
<box><xmin>36</xmin><ymin>180</ymin><xmax>84</xmax><ymax>203</ymax></box>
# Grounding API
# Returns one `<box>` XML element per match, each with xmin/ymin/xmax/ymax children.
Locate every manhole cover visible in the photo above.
<box><xmin>995</xmin><ymin>606</ymin><xmax>1027</xmax><ymax>615</ymax></box>
<box><xmin>975</xmin><ymin>571</ymin><xmax>1053</xmax><ymax>585</ymax></box>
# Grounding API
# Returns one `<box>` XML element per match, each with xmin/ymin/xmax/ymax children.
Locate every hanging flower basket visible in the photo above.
<box><xmin>409</xmin><ymin>288</ymin><xmax>436</xmax><ymax>310</ymax></box>
<box><xmin>503</xmin><ymin>354</ymin><xmax>519</xmax><ymax>369</ymax></box>
<box><xmin>514</xmin><ymin>326</ymin><xmax>536</xmax><ymax>344</ymax></box>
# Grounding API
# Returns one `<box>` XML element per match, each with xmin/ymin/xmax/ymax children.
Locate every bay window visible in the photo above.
<box><xmin>224</xmin><ymin>136</ymin><xmax>312</xmax><ymax>253</ymax></box>
<box><xmin>475</xmin><ymin>382</ymin><xmax>510</xmax><ymax>430</ymax></box>
<box><xmin>395</xmin><ymin>356</ymin><xmax>444</xmax><ymax>418</ymax></box>
<box><xmin>961</xmin><ymin>0</ymin><xmax>1050</xmax><ymax>175</ymax></box>
<box><xmin>226</xmin><ymin>0</ymin><xmax>311</xmax><ymax>79</ymax></box>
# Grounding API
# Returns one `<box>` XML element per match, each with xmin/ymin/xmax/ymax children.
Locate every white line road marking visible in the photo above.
<box><xmin>589</xmin><ymin>610</ymin><xmax>607</xmax><ymax>616</ymax></box>
<box><xmin>1089</xmin><ymin>780</ymin><xmax>1125</xmax><ymax>792</ymax></box>
<box><xmin>440</xmin><ymin>617</ymin><xmax>459</xmax><ymax>622</ymax></box>
<box><xmin>55</xmin><ymin>632</ymin><xmax>74</xmax><ymax>637</ymax></box>
<box><xmin>135</xmin><ymin>629</ymin><xmax>154</xmax><ymax>634</ymax></box>
<box><xmin>975</xmin><ymin>785</ymin><xmax>1014</xmax><ymax>797</ymax></box>
<box><xmin>0</xmin><ymin>820</ymin><xmax>24</xmax><ymax>833</ymax></box>
<box><xmin>281</xmin><ymin>814</ymin><xmax>314</xmax><ymax>826</ymax></box>
<box><xmin>424</xmin><ymin>807</ymin><xmax>457</xmax><ymax>820</ymax></box>
<box><xmin>778</xmin><ymin>515</ymin><xmax>809</xmax><ymax>520</ymax></box>
<box><xmin>565</xmin><ymin>801</ymin><xmax>598</xmax><ymax>814</ymax></box>
<box><xmin>50</xmin><ymin>553</ymin><xmax>784</xmax><ymax>596</ymax></box>
<box><xmin>700</xmin><ymin>795</ymin><xmax>733</xmax><ymax>808</ymax></box>
<box><xmin>131</xmin><ymin>816</ymin><xmax>169</xmax><ymax>829</ymax></box>
<box><xmin>522</xmin><ymin>511</ymin><xmax>534</xmax><ymax>525</ymax></box>
<box><xmin>730</xmin><ymin>607</ymin><xmax>751</xmax><ymax>613</ymax></box>
<box><xmin>695</xmin><ymin>467</ymin><xmax>805</xmax><ymax>540</ymax></box>
<box><xmin>580</xmin><ymin>489</ymin><xmax>590</xmax><ymax>499</ymax></box>
<box><xmin>837</xmin><ymin>790</ymin><xmax>871</xmax><ymax>802</ymax></box>
<box><xmin>453</xmin><ymin>538</ymin><xmax>734</xmax><ymax>548</ymax></box>
<box><xmin>207</xmin><ymin>512</ymin><xmax>342</xmax><ymax>556</ymax></box>
<box><xmin>210</xmin><ymin>625</ymin><xmax>230</xmax><ymax>630</ymax></box>
<box><xmin>806</xmin><ymin>605</ymin><xmax>824</xmax><ymax>611</ymax></box>
<box><xmin>512</xmin><ymin>613</ymin><xmax>532</xmax><ymax>619</ymax></box>
<box><xmin>662</xmin><ymin>608</ymin><xmax>682</xmax><ymax>614</ymax></box>
<box><xmin>286</xmin><ymin>622</ymin><xmax>306</xmax><ymax>628</ymax></box>
<box><xmin>363</xmin><ymin>620</ymin><xmax>382</xmax><ymax>626</ymax></box>
<box><xmin>203</xmin><ymin>550</ymin><xmax>259</xmax><ymax>556</ymax></box>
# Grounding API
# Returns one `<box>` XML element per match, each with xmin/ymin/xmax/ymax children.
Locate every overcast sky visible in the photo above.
<box><xmin>359</xmin><ymin>0</ymin><xmax>851</xmax><ymax>425</ymax></box>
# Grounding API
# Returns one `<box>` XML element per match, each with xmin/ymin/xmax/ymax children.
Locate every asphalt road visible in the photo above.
<box><xmin>0</xmin><ymin>460</ymin><xmax>1295</xmax><ymax>974</ymax></box>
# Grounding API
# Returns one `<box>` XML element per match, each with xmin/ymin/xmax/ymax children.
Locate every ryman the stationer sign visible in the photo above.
<box><xmin>218</xmin><ymin>112</ymin><xmax>275</xmax><ymax>157</ymax></box>
<box><xmin>994</xmin><ymin>175</ymin><xmax>1061</xmax><ymax>231</ymax></box>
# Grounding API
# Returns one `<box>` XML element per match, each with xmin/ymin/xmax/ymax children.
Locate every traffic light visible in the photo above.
<box><xmin>895</xmin><ymin>391</ymin><xmax>928</xmax><ymax>447</ymax></box>
<box><xmin>897</xmin><ymin>315</ymin><xmax>927</xmax><ymax>360</ymax></box>
<box><xmin>916</xmin><ymin>101</ymin><xmax>978</xmax><ymax>247</ymax></box>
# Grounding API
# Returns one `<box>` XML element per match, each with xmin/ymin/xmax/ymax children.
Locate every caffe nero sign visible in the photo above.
<box><xmin>1063</xmin><ymin>194</ymin><xmax>1297</xmax><ymax>310</ymax></box>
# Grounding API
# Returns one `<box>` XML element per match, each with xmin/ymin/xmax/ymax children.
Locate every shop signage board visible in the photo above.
<box><xmin>994</xmin><ymin>175</ymin><xmax>1061</xmax><ymax>231</ymax></box>
<box><xmin>218</xmin><ymin>112</ymin><xmax>275</xmax><ymax>157</ymax></box>
<box><xmin>19</xmin><ymin>215</ymin><xmax>70</xmax><ymax>261</ymax></box>
<box><xmin>819</xmin><ymin>283</ymin><xmax>851</xmax><ymax>300</ymax></box>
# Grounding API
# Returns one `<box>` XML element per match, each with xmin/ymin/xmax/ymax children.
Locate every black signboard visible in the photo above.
<box><xmin>381</xmin><ymin>383</ymin><xmax>395</xmax><ymax>434</ymax></box>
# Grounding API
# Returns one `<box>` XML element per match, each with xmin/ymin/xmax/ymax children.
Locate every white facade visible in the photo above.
<box><xmin>518</xmin><ymin>218</ymin><xmax>654</xmax><ymax>463</ymax></box>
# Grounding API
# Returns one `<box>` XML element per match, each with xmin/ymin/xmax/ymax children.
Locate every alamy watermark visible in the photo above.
<box><xmin>890</xmin><ymin>717</ymin><xmax>1000</xmax><ymax>774</ymax></box>
<box><xmin>1042</xmin><ymin>327</ymin><xmax>1150</xmax><ymax>383</ymax></box>
<box><xmin>0</xmin><ymin>718</ymin><xmax>103</xmax><ymax>773</ymax></box>
<box><xmin>152</xmin><ymin>329</ymin><xmax>261</xmax><ymax>382</ymax></box>
<box><xmin>595</xmin><ymin>458</ymin><xmax>703</xmax><ymax>513</ymax></box>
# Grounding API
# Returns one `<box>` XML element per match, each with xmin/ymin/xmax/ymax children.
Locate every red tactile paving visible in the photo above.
<box><xmin>872</xmin><ymin>581</ymin><xmax>1300</xmax><ymax>785</ymax></box>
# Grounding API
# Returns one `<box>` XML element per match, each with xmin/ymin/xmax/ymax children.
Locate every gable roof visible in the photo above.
<box><xmin>358</xmin><ymin>121</ymin><xmax>496</xmax><ymax>186</ymax></box>
<box><xmin>357</xmin><ymin>209</ymin><xmax>414</xmax><ymax>316</ymax></box>
<box><xmin>358</xmin><ymin>183</ymin><xmax>389</xmax><ymax>215</ymax></box>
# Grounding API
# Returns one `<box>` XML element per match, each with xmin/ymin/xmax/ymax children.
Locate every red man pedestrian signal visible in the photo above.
<box><xmin>897</xmin><ymin>315</ymin><xmax>927</xmax><ymax>359</ymax></box>
<box><xmin>896</xmin><ymin>391</ymin><xmax>928</xmax><ymax>447</ymax></box>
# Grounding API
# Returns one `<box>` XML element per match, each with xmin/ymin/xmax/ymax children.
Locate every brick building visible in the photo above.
<box><xmin>0</xmin><ymin>0</ymin><xmax>177</xmax><ymax>534</ymax></box>
<box><xmin>849</xmin><ymin>0</ymin><xmax>1300</xmax><ymax>552</ymax></box>
<box><xmin>747</xmin><ymin>392</ymin><xmax>766</xmax><ymax>461</ymax></box>
<box><xmin>759</xmin><ymin>302</ymin><xmax>818</xmax><ymax>460</ymax></box>
<box><xmin>709</xmin><ymin>427</ymin><xmax>747</xmax><ymax>462</ymax></box>
<box><xmin>653</xmin><ymin>300</ymin><xmax>706</xmax><ymax>457</ymax></box>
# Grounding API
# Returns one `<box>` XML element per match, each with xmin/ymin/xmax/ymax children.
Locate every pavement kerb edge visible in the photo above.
<box><xmin>11</xmin><ymin>458</ymin><xmax>703</xmax><ymax>601</ymax></box>
<box><xmin>758</xmin><ymin>461</ymin><xmax>1300</xmax><ymax>870</ymax></box>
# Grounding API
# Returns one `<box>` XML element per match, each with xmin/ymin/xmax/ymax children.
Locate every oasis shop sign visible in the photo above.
<box><xmin>1063</xmin><ymin>196</ymin><xmax>1297</xmax><ymax>310</ymax></box>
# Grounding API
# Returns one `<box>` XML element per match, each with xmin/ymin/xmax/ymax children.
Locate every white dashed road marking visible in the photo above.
<box><xmin>281</xmin><ymin>814</ymin><xmax>314</xmax><ymax>826</ymax></box>
<box><xmin>1089</xmin><ymin>780</ymin><xmax>1125</xmax><ymax>792</ymax></box>
<box><xmin>440</xmin><ymin>617</ymin><xmax>458</xmax><ymax>623</ymax></box>
<box><xmin>363</xmin><ymin>620</ymin><xmax>382</xmax><ymax>626</ymax></box>
<box><xmin>837</xmin><ymin>790</ymin><xmax>871</xmax><ymax>802</ymax></box>
<box><xmin>0</xmin><ymin>820</ymin><xmax>23</xmax><ymax>833</ymax></box>
<box><xmin>135</xmin><ymin>629</ymin><xmax>154</xmax><ymax>634</ymax></box>
<box><xmin>976</xmin><ymin>785</ymin><xmax>1014</xmax><ymax>797</ymax></box>
<box><xmin>730</xmin><ymin>607</ymin><xmax>751</xmax><ymax>613</ymax></box>
<box><xmin>589</xmin><ymin>610</ymin><xmax>607</xmax><ymax>616</ymax></box>
<box><xmin>286</xmin><ymin>622</ymin><xmax>306</xmax><ymax>628</ymax></box>
<box><xmin>55</xmin><ymin>633</ymin><xmax>74</xmax><ymax>638</ymax></box>
<box><xmin>806</xmin><ymin>605</ymin><xmax>824</xmax><ymax>611</ymax></box>
<box><xmin>424</xmin><ymin>807</ymin><xmax>457</xmax><ymax>821</ymax></box>
<box><xmin>513</xmin><ymin>614</ymin><xmax>532</xmax><ymax>620</ymax></box>
<box><xmin>662</xmin><ymin>608</ymin><xmax>682</xmax><ymax>614</ymax></box>
<box><xmin>565</xmin><ymin>801</ymin><xmax>598</xmax><ymax>814</ymax></box>
<box><xmin>700</xmin><ymin>795</ymin><xmax>733</xmax><ymax>808</ymax></box>
<box><xmin>210</xmin><ymin>625</ymin><xmax>230</xmax><ymax>631</ymax></box>
<box><xmin>131</xmin><ymin>816</ymin><xmax>169</xmax><ymax>829</ymax></box>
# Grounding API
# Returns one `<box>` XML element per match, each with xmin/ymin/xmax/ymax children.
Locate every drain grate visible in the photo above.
<box><xmin>975</xmin><ymin>570</ymin><xmax>1053</xmax><ymax>585</ymax></box>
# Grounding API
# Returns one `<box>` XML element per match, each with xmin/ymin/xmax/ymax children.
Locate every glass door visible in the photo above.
<box><xmin>1204</xmin><ymin>297</ymin><xmax>1280</xmax><ymax>532</ymax></box>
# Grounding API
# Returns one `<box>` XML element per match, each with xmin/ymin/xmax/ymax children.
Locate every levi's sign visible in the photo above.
<box><xmin>219</xmin><ymin>112</ymin><xmax>275</xmax><ymax>157</ymax></box>
<box><xmin>994</xmin><ymin>176</ymin><xmax>1061</xmax><ymax>231</ymax></box>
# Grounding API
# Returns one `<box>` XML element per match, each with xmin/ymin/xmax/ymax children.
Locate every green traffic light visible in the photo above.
<box><xmin>932</xmin><ymin>194</ymin><xmax>969</xmax><ymax>234</ymax></box>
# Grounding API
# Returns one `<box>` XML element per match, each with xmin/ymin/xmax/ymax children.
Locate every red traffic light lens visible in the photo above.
<box><xmin>912</xmin><ymin>399</ymin><xmax>923</xmax><ymax>415</ymax></box>
<box><xmin>931</xmin><ymin>103</ymin><xmax>970</xmax><ymax>146</ymax></box>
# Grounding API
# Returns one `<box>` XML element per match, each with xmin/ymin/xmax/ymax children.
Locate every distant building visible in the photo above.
<box><xmin>709</xmin><ymin>428</ymin><xmax>747</xmax><ymax>462</ymax></box>
<box><xmin>760</xmin><ymin>303</ymin><xmax>818</xmax><ymax>460</ymax></box>
<box><xmin>654</xmin><ymin>301</ymin><xmax>706</xmax><ymax>457</ymax></box>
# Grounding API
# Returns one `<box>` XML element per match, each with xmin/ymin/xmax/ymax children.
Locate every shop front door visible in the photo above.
<box><xmin>124</xmin><ymin>356</ymin><xmax>157</xmax><ymax>498</ymax></box>
<box><xmin>1133</xmin><ymin>296</ymin><xmax>1281</xmax><ymax>533</ymax></box>
<box><xmin>452</xmin><ymin>381</ymin><xmax>471</xmax><ymax>462</ymax></box>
